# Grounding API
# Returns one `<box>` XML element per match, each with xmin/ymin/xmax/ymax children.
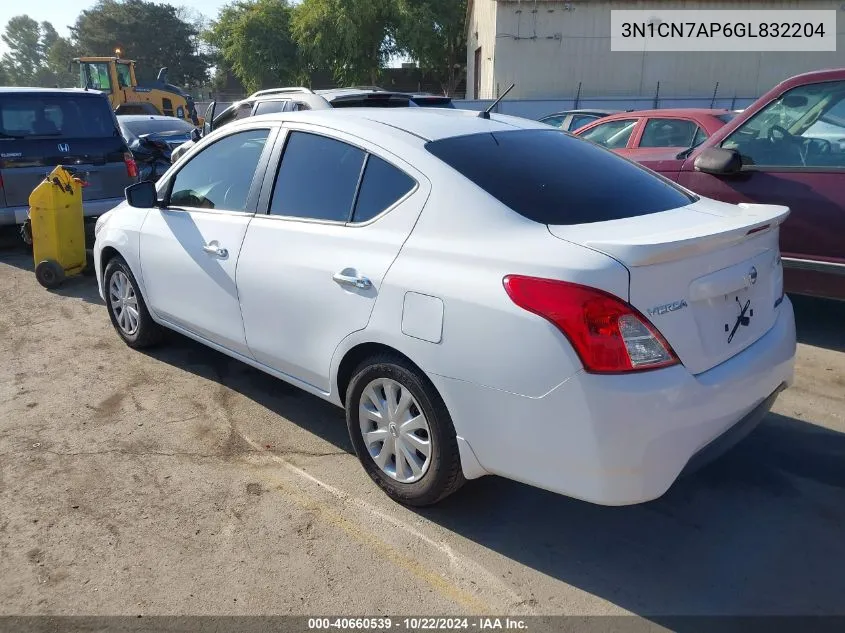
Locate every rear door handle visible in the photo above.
<box><xmin>202</xmin><ymin>241</ymin><xmax>228</xmax><ymax>258</ymax></box>
<box><xmin>333</xmin><ymin>271</ymin><xmax>372</xmax><ymax>290</ymax></box>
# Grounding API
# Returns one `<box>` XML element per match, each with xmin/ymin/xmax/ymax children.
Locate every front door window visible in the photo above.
<box><xmin>722</xmin><ymin>80</ymin><xmax>845</xmax><ymax>168</ymax></box>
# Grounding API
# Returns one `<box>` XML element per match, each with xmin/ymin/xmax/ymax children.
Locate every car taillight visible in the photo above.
<box><xmin>503</xmin><ymin>275</ymin><xmax>679</xmax><ymax>373</ymax></box>
<box><xmin>124</xmin><ymin>152</ymin><xmax>138</xmax><ymax>179</ymax></box>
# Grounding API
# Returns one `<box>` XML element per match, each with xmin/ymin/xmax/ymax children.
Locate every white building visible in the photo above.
<box><xmin>466</xmin><ymin>0</ymin><xmax>845</xmax><ymax>101</ymax></box>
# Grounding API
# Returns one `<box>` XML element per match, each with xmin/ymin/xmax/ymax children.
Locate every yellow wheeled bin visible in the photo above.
<box><xmin>28</xmin><ymin>166</ymin><xmax>87</xmax><ymax>289</ymax></box>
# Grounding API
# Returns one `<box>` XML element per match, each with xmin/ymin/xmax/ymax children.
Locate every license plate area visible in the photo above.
<box><xmin>691</xmin><ymin>252</ymin><xmax>777</xmax><ymax>359</ymax></box>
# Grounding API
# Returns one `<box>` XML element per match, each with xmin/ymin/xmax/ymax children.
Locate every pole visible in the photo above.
<box><xmin>574</xmin><ymin>81</ymin><xmax>582</xmax><ymax>109</ymax></box>
<box><xmin>710</xmin><ymin>81</ymin><xmax>720</xmax><ymax>108</ymax></box>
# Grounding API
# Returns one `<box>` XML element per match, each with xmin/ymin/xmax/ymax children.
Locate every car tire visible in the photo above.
<box><xmin>104</xmin><ymin>255</ymin><xmax>163</xmax><ymax>349</ymax></box>
<box><xmin>346</xmin><ymin>354</ymin><xmax>465</xmax><ymax>506</ymax></box>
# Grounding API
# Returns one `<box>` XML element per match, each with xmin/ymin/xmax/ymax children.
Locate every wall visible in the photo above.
<box><xmin>466</xmin><ymin>0</ymin><xmax>500</xmax><ymax>99</ymax></box>
<box><xmin>480</xmin><ymin>0</ymin><xmax>845</xmax><ymax>100</ymax></box>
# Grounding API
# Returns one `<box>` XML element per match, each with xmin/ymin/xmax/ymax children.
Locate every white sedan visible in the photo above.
<box><xmin>94</xmin><ymin>108</ymin><xmax>796</xmax><ymax>506</ymax></box>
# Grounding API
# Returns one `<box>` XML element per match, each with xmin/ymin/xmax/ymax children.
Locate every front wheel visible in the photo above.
<box><xmin>103</xmin><ymin>256</ymin><xmax>163</xmax><ymax>348</ymax></box>
<box><xmin>346</xmin><ymin>355</ymin><xmax>465</xmax><ymax>506</ymax></box>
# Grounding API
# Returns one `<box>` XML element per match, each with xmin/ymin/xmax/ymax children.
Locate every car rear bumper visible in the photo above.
<box><xmin>0</xmin><ymin>196</ymin><xmax>125</xmax><ymax>226</ymax></box>
<box><xmin>430</xmin><ymin>296</ymin><xmax>796</xmax><ymax>505</ymax></box>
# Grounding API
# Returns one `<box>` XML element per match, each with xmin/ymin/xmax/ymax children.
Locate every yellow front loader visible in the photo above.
<box><xmin>73</xmin><ymin>56</ymin><xmax>201</xmax><ymax>126</ymax></box>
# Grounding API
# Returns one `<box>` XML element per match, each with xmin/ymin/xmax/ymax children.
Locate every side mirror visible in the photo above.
<box><xmin>125</xmin><ymin>181</ymin><xmax>158</xmax><ymax>208</ymax></box>
<box><xmin>694</xmin><ymin>147</ymin><xmax>743</xmax><ymax>175</ymax></box>
<box><xmin>190</xmin><ymin>128</ymin><xmax>202</xmax><ymax>143</ymax></box>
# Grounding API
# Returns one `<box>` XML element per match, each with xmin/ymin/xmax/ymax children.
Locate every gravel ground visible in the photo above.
<box><xmin>1</xmin><ymin>236</ymin><xmax>844</xmax><ymax>619</ymax></box>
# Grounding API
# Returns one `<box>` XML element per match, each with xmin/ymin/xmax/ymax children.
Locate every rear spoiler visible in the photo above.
<box><xmin>576</xmin><ymin>203</ymin><xmax>790</xmax><ymax>268</ymax></box>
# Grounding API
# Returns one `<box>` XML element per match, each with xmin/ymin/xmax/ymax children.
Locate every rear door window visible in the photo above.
<box><xmin>569</xmin><ymin>114</ymin><xmax>600</xmax><ymax>131</ymax></box>
<box><xmin>639</xmin><ymin>118</ymin><xmax>698</xmax><ymax>148</ymax></box>
<box><xmin>254</xmin><ymin>100</ymin><xmax>288</xmax><ymax>115</ymax></box>
<box><xmin>0</xmin><ymin>94</ymin><xmax>117</xmax><ymax>138</ymax></box>
<box><xmin>270</xmin><ymin>131</ymin><xmax>365</xmax><ymax>221</ymax></box>
<box><xmin>579</xmin><ymin>119</ymin><xmax>638</xmax><ymax>149</ymax></box>
<box><xmin>426</xmin><ymin>129</ymin><xmax>696</xmax><ymax>225</ymax></box>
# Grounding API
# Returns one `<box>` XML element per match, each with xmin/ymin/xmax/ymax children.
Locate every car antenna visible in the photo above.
<box><xmin>478</xmin><ymin>83</ymin><xmax>515</xmax><ymax>119</ymax></box>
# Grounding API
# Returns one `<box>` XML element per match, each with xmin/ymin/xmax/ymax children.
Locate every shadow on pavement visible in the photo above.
<box><xmin>144</xmin><ymin>333</ymin><xmax>352</xmax><ymax>453</ymax></box>
<box><xmin>790</xmin><ymin>294</ymin><xmax>845</xmax><ymax>354</ymax></box>
<box><xmin>145</xmin><ymin>330</ymin><xmax>845</xmax><ymax>617</ymax></box>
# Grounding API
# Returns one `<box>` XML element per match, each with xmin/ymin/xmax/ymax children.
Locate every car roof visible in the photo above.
<box><xmin>607</xmin><ymin>108</ymin><xmax>730</xmax><ymax>118</ymax></box>
<box><xmin>117</xmin><ymin>114</ymin><xmax>187</xmax><ymax>122</ymax></box>
<box><xmin>0</xmin><ymin>87</ymin><xmax>102</xmax><ymax>96</ymax></box>
<box><xmin>243</xmin><ymin>107</ymin><xmax>549</xmax><ymax>143</ymax></box>
<box><xmin>543</xmin><ymin>109</ymin><xmax>617</xmax><ymax>117</ymax></box>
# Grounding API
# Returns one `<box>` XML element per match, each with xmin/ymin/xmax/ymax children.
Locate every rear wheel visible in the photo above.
<box><xmin>104</xmin><ymin>256</ymin><xmax>163</xmax><ymax>348</ymax></box>
<box><xmin>345</xmin><ymin>355</ymin><xmax>464</xmax><ymax>506</ymax></box>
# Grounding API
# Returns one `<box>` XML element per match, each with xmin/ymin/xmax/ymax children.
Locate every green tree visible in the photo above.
<box><xmin>1</xmin><ymin>16</ymin><xmax>43</xmax><ymax>85</ymax></box>
<box><xmin>396</xmin><ymin>0</ymin><xmax>466</xmax><ymax>96</ymax></box>
<box><xmin>205</xmin><ymin>0</ymin><xmax>299</xmax><ymax>93</ymax></box>
<box><xmin>45</xmin><ymin>37</ymin><xmax>81</xmax><ymax>87</ymax></box>
<box><xmin>292</xmin><ymin>0</ymin><xmax>399</xmax><ymax>86</ymax></box>
<box><xmin>72</xmin><ymin>0</ymin><xmax>208</xmax><ymax>87</ymax></box>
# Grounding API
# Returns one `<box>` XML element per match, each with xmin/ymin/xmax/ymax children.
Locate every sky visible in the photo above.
<box><xmin>0</xmin><ymin>0</ymin><xmax>233</xmax><ymax>49</ymax></box>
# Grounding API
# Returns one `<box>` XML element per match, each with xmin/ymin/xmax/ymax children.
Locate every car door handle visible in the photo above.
<box><xmin>332</xmin><ymin>271</ymin><xmax>372</xmax><ymax>290</ymax></box>
<box><xmin>202</xmin><ymin>242</ymin><xmax>228</xmax><ymax>258</ymax></box>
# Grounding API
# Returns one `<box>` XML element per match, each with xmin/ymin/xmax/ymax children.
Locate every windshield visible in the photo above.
<box><xmin>0</xmin><ymin>94</ymin><xmax>118</xmax><ymax>138</ymax></box>
<box><xmin>122</xmin><ymin>118</ymin><xmax>194</xmax><ymax>136</ymax></box>
<box><xmin>426</xmin><ymin>129</ymin><xmax>696</xmax><ymax>225</ymax></box>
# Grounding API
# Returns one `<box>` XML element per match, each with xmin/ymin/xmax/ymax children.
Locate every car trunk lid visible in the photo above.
<box><xmin>548</xmin><ymin>199</ymin><xmax>789</xmax><ymax>374</ymax></box>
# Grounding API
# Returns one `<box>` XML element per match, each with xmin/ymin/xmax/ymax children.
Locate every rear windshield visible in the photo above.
<box><xmin>0</xmin><ymin>93</ymin><xmax>118</xmax><ymax>139</ymax></box>
<box><xmin>425</xmin><ymin>129</ymin><xmax>696</xmax><ymax>225</ymax></box>
<box><xmin>413</xmin><ymin>97</ymin><xmax>455</xmax><ymax>109</ymax></box>
<box><xmin>122</xmin><ymin>118</ymin><xmax>194</xmax><ymax>135</ymax></box>
<box><xmin>330</xmin><ymin>95</ymin><xmax>414</xmax><ymax>108</ymax></box>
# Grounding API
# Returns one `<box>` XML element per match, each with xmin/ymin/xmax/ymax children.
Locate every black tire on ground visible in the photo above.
<box><xmin>103</xmin><ymin>255</ymin><xmax>163</xmax><ymax>349</ymax></box>
<box><xmin>35</xmin><ymin>260</ymin><xmax>65</xmax><ymax>289</ymax></box>
<box><xmin>345</xmin><ymin>354</ymin><xmax>465</xmax><ymax>506</ymax></box>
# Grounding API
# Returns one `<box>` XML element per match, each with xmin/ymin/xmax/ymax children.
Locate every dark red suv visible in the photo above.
<box><xmin>629</xmin><ymin>69</ymin><xmax>845</xmax><ymax>302</ymax></box>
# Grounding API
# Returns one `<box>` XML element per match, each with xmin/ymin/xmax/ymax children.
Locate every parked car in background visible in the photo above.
<box><xmin>95</xmin><ymin>108</ymin><xmax>795</xmax><ymax>508</ymax></box>
<box><xmin>539</xmin><ymin>109</ymin><xmax>616</xmax><ymax>132</ymax></box>
<box><xmin>118</xmin><ymin>114</ymin><xmax>195</xmax><ymax>181</ymax></box>
<box><xmin>574</xmin><ymin>109</ymin><xmax>736</xmax><ymax>160</ymax></box>
<box><xmin>628</xmin><ymin>69</ymin><xmax>845</xmax><ymax>302</ymax></box>
<box><xmin>171</xmin><ymin>86</ymin><xmax>423</xmax><ymax>162</ymax></box>
<box><xmin>0</xmin><ymin>88</ymin><xmax>135</xmax><ymax>230</ymax></box>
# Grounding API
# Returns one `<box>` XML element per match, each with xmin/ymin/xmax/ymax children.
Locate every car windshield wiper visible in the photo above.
<box><xmin>0</xmin><ymin>132</ymin><xmax>26</xmax><ymax>139</ymax></box>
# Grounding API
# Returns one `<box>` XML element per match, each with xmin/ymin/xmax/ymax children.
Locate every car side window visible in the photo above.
<box><xmin>169</xmin><ymin>129</ymin><xmax>270</xmax><ymax>212</ymax></box>
<box><xmin>352</xmin><ymin>155</ymin><xmax>416</xmax><ymax>223</ymax></box>
<box><xmin>639</xmin><ymin>118</ymin><xmax>698</xmax><ymax>148</ymax></box>
<box><xmin>692</xmin><ymin>126</ymin><xmax>708</xmax><ymax>147</ymax></box>
<box><xmin>722</xmin><ymin>80</ymin><xmax>845</xmax><ymax>168</ymax></box>
<box><xmin>579</xmin><ymin>119</ymin><xmax>637</xmax><ymax>149</ymax></box>
<box><xmin>541</xmin><ymin>115</ymin><xmax>565</xmax><ymax>128</ymax></box>
<box><xmin>569</xmin><ymin>114</ymin><xmax>598</xmax><ymax>131</ymax></box>
<box><xmin>254</xmin><ymin>100</ymin><xmax>288</xmax><ymax>115</ymax></box>
<box><xmin>270</xmin><ymin>131</ymin><xmax>365</xmax><ymax>221</ymax></box>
